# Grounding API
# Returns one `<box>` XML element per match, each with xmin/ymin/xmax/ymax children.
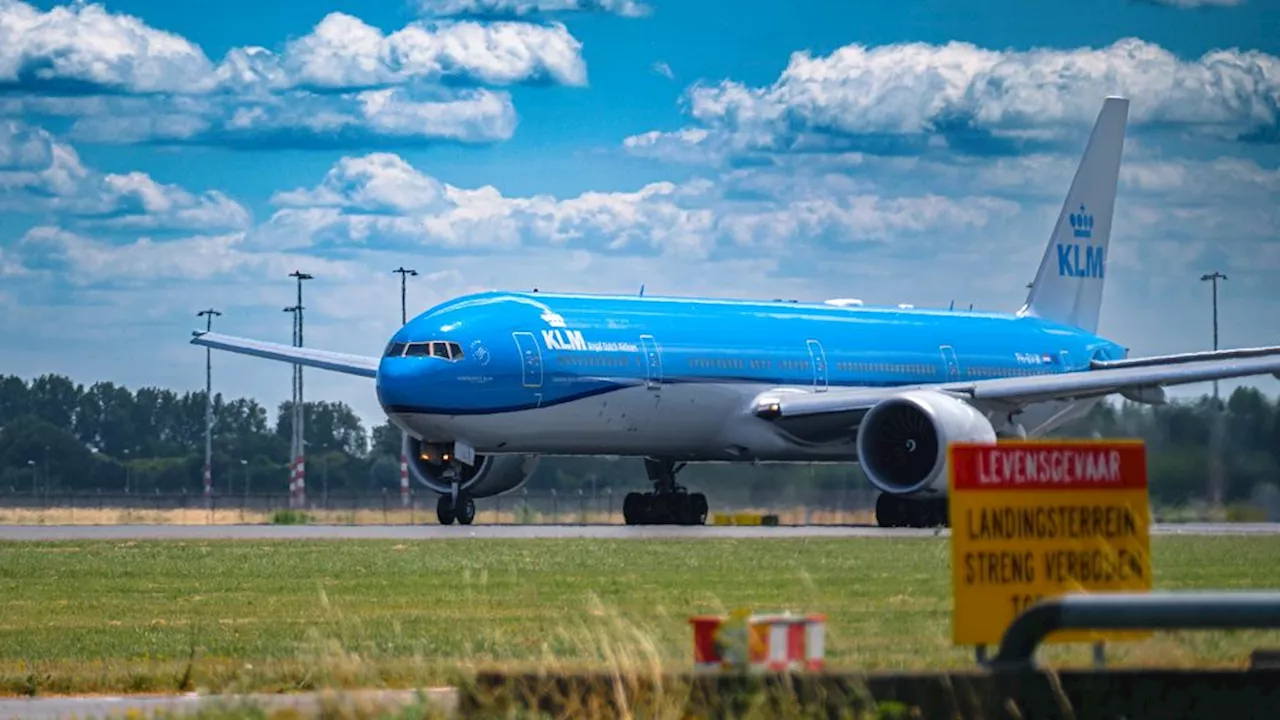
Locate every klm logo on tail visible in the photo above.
<box><xmin>1057</xmin><ymin>204</ymin><xmax>1105</xmax><ymax>279</ymax></box>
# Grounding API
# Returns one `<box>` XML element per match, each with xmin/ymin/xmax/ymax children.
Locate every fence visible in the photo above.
<box><xmin>0</xmin><ymin>488</ymin><xmax>883</xmax><ymax>526</ymax></box>
<box><xmin>0</xmin><ymin>487</ymin><xmax>1274</xmax><ymax>526</ymax></box>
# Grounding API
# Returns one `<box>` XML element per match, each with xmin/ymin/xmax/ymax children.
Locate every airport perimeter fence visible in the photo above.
<box><xmin>0</xmin><ymin>487</ymin><xmax>1276</xmax><ymax>525</ymax></box>
<box><xmin>0</xmin><ymin>487</ymin><xmax>889</xmax><ymax>526</ymax></box>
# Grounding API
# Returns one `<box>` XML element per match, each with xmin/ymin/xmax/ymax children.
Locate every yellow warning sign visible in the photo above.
<box><xmin>949</xmin><ymin>440</ymin><xmax>1152</xmax><ymax>646</ymax></box>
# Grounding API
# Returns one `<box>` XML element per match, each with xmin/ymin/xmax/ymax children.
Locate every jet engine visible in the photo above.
<box><xmin>404</xmin><ymin>436</ymin><xmax>539</xmax><ymax>498</ymax></box>
<box><xmin>855</xmin><ymin>390</ymin><xmax>996</xmax><ymax>495</ymax></box>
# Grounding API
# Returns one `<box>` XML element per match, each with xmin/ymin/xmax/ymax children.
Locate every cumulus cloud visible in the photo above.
<box><xmin>0</xmin><ymin>1</ymin><xmax>585</xmax><ymax>148</ymax></box>
<box><xmin>0</xmin><ymin>121</ymin><xmax>250</xmax><ymax>231</ymax></box>
<box><xmin>414</xmin><ymin>0</ymin><xmax>650</xmax><ymax>18</ymax></box>
<box><xmin>26</xmin><ymin>87</ymin><xmax>519</xmax><ymax>149</ymax></box>
<box><xmin>13</xmin><ymin>226</ymin><xmax>355</xmax><ymax>286</ymax></box>
<box><xmin>0</xmin><ymin>3</ymin><xmax>586</xmax><ymax>93</ymax></box>
<box><xmin>626</xmin><ymin>37</ymin><xmax>1280</xmax><ymax>165</ymax></box>
<box><xmin>251</xmin><ymin>152</ymin><xmax>1019</xmax><ymax>261</ymax></box>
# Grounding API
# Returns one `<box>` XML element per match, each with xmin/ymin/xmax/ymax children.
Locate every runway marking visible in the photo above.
<box><xmin>0</xmin><ymin>523</ymin><xmax>1274</xmax><ymax>541</ymax></box>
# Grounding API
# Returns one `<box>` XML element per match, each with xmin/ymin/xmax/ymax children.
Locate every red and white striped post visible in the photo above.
<box><xmin>400</xmin><ymin>451</ymin><xmax>410</xmax><ymax>507</ymax></box>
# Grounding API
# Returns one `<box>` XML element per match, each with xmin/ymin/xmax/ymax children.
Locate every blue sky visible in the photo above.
<box><xmin>2</xmin><ymin>0</ymin><xmax>1278</xmax><ymax>430</ymax></box>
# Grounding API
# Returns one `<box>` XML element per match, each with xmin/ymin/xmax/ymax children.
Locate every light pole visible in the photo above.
<box><xmin>1200</xmin><ymin>271</ymin><xmax>1227</xmax><ymax>512</ymax></box>
<box><xmin>393</xmin><ymin>267</ymin><xmax>417</xmax><ymax>508</ymax></box>
<box><xmin>288</xmin><ymin>271</ymin><xmax>313</xmax><ymax>508</ymax></box>
<box><xmin>197</xmin><ymin>308</ymin><xmax>221</xmax><ymax>502</ymax></box>
<box><xmin>393</xmin><ymin>267</ymin><xmax>418</xmax><ymax>325</ymax></box>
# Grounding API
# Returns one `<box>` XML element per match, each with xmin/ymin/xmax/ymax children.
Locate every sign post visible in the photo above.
<box><xmin>949</xmin><ymin>439</ymin><xmax>1152</xmax><ymax>648</ymax></box>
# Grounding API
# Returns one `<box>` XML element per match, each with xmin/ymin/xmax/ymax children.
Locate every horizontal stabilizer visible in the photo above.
<box><xmin>1091</xmin><ymin>345</ymin><xmax>1280</xmax><ymax>370</ymax></box>
<box><xmin>190</xmin><ymin>331</ymin><xmax>379</xmax><ymax>378</ymax></box>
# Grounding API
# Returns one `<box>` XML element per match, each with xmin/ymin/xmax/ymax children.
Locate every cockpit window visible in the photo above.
<box><xmin>398</xmin><ymin>341</ymin><xmax>465</xmax><ymax>361</ymax></box>
<box><xmin>384</xmin><ymin>341</ymin><xmax>407</xmax><ymax>357</ymax></box>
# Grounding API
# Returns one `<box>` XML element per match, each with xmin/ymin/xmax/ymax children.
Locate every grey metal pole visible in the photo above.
<box><xmin>1200</xmin><ymin>271</ymin><xmax>1228</xmax><ymax>510</ymax></box>
<box><xmin>991</xmin><ymin>591</ymin><xmax>1280</xmax><ymax>668</ymax></box>
<box><xmin>197</xmin><ymin>308</ymin><xmax>221</xmax><ymax>502</ymax></box>
<box><xmin>284</xmin><ymin>305</ymin><xmax>300</xmax><ymax>505</ymax></box>
<box><xmin>393</xmin><ymin>267</ymin><xmax>418</xmax><ymax>325</ymax></box>
<box><xmin>391</xmin><ymin>266</ymin><xmax>417</xmax><ymax>507</ymax></box>
<box><xmin>289</xmin><ymin>272</ymin><xmax>313</xmax><ymax>508</ymax></box>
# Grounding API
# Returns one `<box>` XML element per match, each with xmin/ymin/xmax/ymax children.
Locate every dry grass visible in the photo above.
<box><xmin>0</xmin><ymin>506</ymin><xmax>877</xmax><ymax>526</ymax></box>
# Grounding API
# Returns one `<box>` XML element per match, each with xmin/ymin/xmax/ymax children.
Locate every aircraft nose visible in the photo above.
<box><xmin>376</xmin><ymin>358</ymin><xmax>418</xmax><ymax>411</ymax></box>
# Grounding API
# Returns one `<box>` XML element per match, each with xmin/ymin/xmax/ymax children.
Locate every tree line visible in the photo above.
<box><xmin>1</xmin><ymin>373</ymin><xmax>1278</xmax><ymax>507</ymax></box>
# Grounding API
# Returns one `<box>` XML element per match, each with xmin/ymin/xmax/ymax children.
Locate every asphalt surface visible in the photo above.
<box><xmin>0</xmin><ymin>522</ymin><xmax>1276</xmax><ymax>541</ymax></box>
<box><xmin>0</xmin><ymin>689</ymin><xmax>457</xmax><ymax>720</ymax></box>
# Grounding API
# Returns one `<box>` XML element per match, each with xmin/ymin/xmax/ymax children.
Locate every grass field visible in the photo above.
<box><xmin>1</xmin><ymin>536</ymin><xmax>1278</xmax><ymax>698</ymax></box>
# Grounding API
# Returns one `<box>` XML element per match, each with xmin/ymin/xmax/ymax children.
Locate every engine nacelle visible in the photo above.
<box><xmin>404</xmin><ymin>436</ymin><xmax>539</xmax><ymax>498</ymax></box>
<box><xmin>855</xmin><ymin>390</ymin><xmax>996</xmax><ymax>496</ymax></box>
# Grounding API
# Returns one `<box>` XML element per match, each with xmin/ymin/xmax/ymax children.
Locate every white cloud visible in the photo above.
<box><xmin>0</xmin><ymin>2</ymin><xmax>583</xmax><ymax>148</ymax></box>
<box><xmin>0</xmin><ymin>3</ymin><xmax>587</xmax><ymax>93</ymax></box>
<box><xmin>256</xmin><ymin>152</ymin><xmax>1017</xmax><ymax>260</ymax></box>
<box><xmin>0</xmin><ymin>0</ymin><xmax>214</xmax><ymax>94</ymax></box>
<box><xmin>626</xmin><ymin>37</ymin><xmax>1280</xmax><ymax>165</ymax></box>
<box><xmin>0</xmin><ymin>122</ymin><xmax>250</xmax><ymax>231</ymax></box>
<box><xmin>414</xmin><ymin>0</ymin><xmax>650</xmax><ymax>18</ymax></box>
<box><xmin>47</xmin><ymin>87</ymin><xmax>518</xmax><ymax>149</ymax></box>
<box><xmin>0</xmin><ymin>118</ymin><xmax>51</xmax><ymax>170</ymax></box>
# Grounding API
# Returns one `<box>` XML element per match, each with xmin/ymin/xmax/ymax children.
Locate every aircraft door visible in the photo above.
<box><xmin>1059</xmin><ymin>349</ymin><xmax>1071</xmax><ymax>371</ymax></box>
<box><xmin>806</xmin><ymin>339</ymin><xmax>828</xmax><ymax>392</ymax></box>
<box><xmin>639</xmin><ymin>334</ymin><xmax>662</xmax><ymax>391</ymax></box>
<box><xmin>940</xmin><ymin>345</ymin><xmax>960</xmax><ymax>380</ymax></box>
<box><xmin>512</xmin><ymin>332</ymin><xmax>543</xmax><ymax>388</ymax></box>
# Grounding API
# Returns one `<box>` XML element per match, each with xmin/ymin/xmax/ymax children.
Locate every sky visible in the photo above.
<box><xmin>1</xmin><ymin>0</ymin><xmax>1278</xmax><ymax>432</ymax></box>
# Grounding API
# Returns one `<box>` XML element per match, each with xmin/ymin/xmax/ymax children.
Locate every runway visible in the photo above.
<box><xmin>0</xmin><ymin>688</ymin><xmax>457</xmax><ymax>720</ymax></box>
<box><xmin>0</xmin><ymin>522</ymin><xmax>1276</xmax><ymax>541</ymax></box>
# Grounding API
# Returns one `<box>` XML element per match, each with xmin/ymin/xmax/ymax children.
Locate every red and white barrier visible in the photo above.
<box><xmin>689</xmin><ymin>610</ymin><xmax>826</xmax><ymax>672</ymax></box>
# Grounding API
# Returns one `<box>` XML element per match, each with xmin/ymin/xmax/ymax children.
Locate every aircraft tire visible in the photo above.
<box><xmin>456</xmin><ymin>496</ymin><xmax>476</xmax><ymax>525</ymax></box>
<box><xmin>436</xmin><ymin>495</ymin><xmax>456</xmax><ymax>526</ymax></box>
<box><xmin>688</xmin><ymin>493</ymin><xmax>708</xmax><ymax>525</ymax></box>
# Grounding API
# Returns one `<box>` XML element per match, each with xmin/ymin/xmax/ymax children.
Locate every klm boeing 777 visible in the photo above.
<box><xmin>191</xmin><ymin>96</ymin><xmax>1280</xmax><ymax>529</ymax></box>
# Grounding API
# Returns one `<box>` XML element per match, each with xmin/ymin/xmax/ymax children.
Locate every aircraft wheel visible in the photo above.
<box><xmin>436</xmin><ymin>495</ymin><xmax>456</xmax><ymax>525</ymax></box>
<box><xmin>688</xmin><ymin>493</ymin><xmax>708</xmax><ymax>525</ymax></box>
<box><xmin>875</xmin><ymin>493</ymin><xmax>908</xmax><ymax>528</ymax></box>
<box><xmin>456</xmin><ymin>496</ymin><xmax>476</xmax><ymax>526</ymax></box>
<box><xmin>623</xmin><ymin>492</ymin><xmax>643</xmax><ymax>525</ymax></box>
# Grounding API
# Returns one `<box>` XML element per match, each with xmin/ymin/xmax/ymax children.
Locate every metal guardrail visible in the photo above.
<box><xmin>989</xmin><ymin>591</ymin><xmax>1280</xmax><ymax>668</ymax></box>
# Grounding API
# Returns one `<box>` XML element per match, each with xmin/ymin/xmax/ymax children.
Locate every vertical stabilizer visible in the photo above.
<box><xmin>1018</xmin><ymin>96</ymin><xmax>1129</xmax><ymax>334</ymax></box>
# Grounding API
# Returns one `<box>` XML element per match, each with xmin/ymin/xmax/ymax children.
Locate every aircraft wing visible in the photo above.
<box><xmin>190</xmin><ymin>331</ymin><xmax>379</xmax><ymax>379</ymax></box>
<box><xmin>753</xmin><ymin>348</ymin><xmax>1280</xmax><ymax>421</ymax></box>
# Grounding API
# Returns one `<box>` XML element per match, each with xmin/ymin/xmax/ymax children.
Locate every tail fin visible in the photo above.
<box><xmin>1018</xmin><ymin>96</ymin><xmax>1129</xmax><ymax>334</ymax></box>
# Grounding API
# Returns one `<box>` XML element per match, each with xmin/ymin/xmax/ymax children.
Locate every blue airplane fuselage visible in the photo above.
<box><xmin>375</xmin><ymin>290</ymin><xmax>1126</xmax><ymax>461</ymax></box>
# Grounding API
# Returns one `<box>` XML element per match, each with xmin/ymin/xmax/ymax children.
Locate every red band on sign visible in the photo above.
<box><xmin>951</xmin><ymin>441</ymin><xmax>1147</xmax><ymax>491</ymax></box>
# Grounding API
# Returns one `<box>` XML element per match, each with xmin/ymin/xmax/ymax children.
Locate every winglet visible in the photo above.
<box><xmin>1019</xmin><ymin>96</ymin><xmax>1129</xmax><ymax>333</ymax></box>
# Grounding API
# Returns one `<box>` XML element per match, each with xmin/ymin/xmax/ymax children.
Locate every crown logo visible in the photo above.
<box><xmin>1069</xmin><ymin>203</ymin><xmax>1093</xmax><ymax>239</ymax></box>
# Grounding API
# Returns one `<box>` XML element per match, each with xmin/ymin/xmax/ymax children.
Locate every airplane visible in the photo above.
<box><xmin>190</xmin><ymin>95</ymin><xmax>1280</xmax><ymax>529</ymax></box>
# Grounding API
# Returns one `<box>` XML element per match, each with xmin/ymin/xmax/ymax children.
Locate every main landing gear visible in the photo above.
<box><xmin>875</xmin><ymin>493</ymin><xmax>949</xmax><ymax>529</ymax></box>
<box><xmin>623</xmin><ymin>458</ymin><xmax>709</xmax><ymax>526</ymax></box>
<box><xmin>436</xmin><ymin>477</ymin><xmax>476</xmax><ymax>526</ymax></box>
